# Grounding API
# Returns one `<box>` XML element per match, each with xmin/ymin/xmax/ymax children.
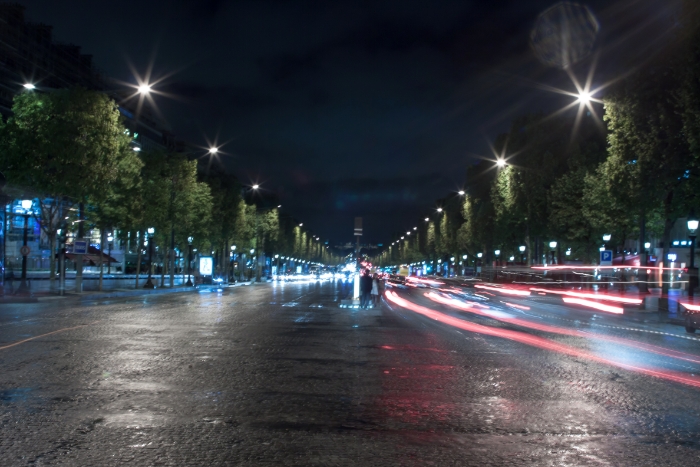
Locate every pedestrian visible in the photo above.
<box><xmin>360</xmin><ymin>269</ymin><xmax>373</xmax><ymax>308</ymax></box>
<box><xmin>371</xmin><ymin>273</ymin><xmax>380</xmax><ymax>307</ymax></box>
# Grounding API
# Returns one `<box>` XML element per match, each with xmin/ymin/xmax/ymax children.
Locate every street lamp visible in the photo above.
<box><xmin>252</xmin><ymin>184</ymin><xmax>260</xmax><ymax>190</ymax></box>
<box><xmin>16</xmin><ymin>199</ymin><xmax>33</xmax><ymax>294</ymax></box>
<box><xmin>144</xmin><ymin>227</ymin><xmax>155</xmax><ymax>288</ymax></box>
<box><xmin>687</xmin><ymin>212</ymin><xmax>699</xmax><ymax>297</ymax></box>
<box><xmin>137</xmin><ymin>84</ymin><xmax>151</xmax><ymax>94</ymax></box>
<box><xmin>186</xmin><ymin>236</ymin><xmax>194</xmax><ymax>286</ymax></box>
<box><xmin>437</xmin><ymin>208</ymin><xmax>443</xmax><ymax>213</ymax></box>
<box><xmin>549</xmin><ymin>241</ymin><xmax>557</xmax><ymax>265</ymax></box>
<box><xmin>424</xmin><ymin>218</ymin><xmax>429</xmax><ymax>222</ymax></box>
<box><xmin>458</xmin><ymin>190</ymin><xmax>465</xmax><ymax>195</ymax></box>
<box><xmin>496</xmin><ymin>159</ymin><xmax>506</xmax><ymax>168</ymax></box>
<box><xmin>228</xmin><ymin>244</ymin><xmax>237</xmax><ymax>282</ymax></box>
<box><xmin>23</xmin><ymin>83</ymin><xmax>36</xmax><ymax>90</ymax></box>
<box><xmin>603</xmin><ymin>234</ymin><xmax>611</xmax><ymax>242</ymax></box>
<box><xmin>107</xmin><ymin>234</ymin><xmax>114</xmax><ymax>274</ymax></box>
<box><xmin>519</xmin><ymin>245</ymin><xmax>526</xmax><ymax>264</ymax></box>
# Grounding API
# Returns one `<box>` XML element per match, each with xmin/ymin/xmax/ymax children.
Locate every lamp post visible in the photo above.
<box><xmin>549</xmin><ymin>241</ymin><xmax>557</xmax><ymax>265</ymax></box>
<box><xmin>275</xmin><ymin>254</ymin><xmax>280</xmax><ymax>276</ymax></box>
<box><xmin>687</xmin><ymin>213</ymin><xmax>698</xmax><ymax>298</ymax></box>
<box><xmin>249</xmin><ymin>187</ymin><xmax>278</xmax><ymax>282</ymax></box>
<box><xmin>16</xmin><ymin>199</ymin><xmax>33</xmax><ymax>294</ymax></box>
<box><xmin>107</xmin><ymin>234</ymin><xmax>114</xmax><ymax>274</ymax></box>
<box><xmin>144</xmin><ymin>227</ymin><xmax>155</xmax><ymax>288</ymax></box>
<box><xmin>230</xmin><ymin>245</ymin><xmax>236</xmax><ymax>283</ymax></box>
<box><xmin>0</xmin><ymin>172</ymin><xmax>11</xmax><ymax>297</ymax></box>
<box><xmin>186</xmin><ymin>236</ymin><xmax>194</xmax><ymax>286</ymax></box>
<box><xmin>519</xmin><ymin>245</ymin><xmax>526</xmax><ymax>264</ymax></box>
<box><xmin>249</xmin><ymin>248</ymin><xmax>255</xmax><ymax>281</ymax></box>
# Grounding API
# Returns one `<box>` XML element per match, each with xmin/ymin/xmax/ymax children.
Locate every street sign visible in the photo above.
<box><xmin>19</xmin><ymin>245</ymin><xmax>30</xmax><ymax>256</ymax></box>
<box><xmin>600</xmin><ymin>250</ymin><xmax>613</xmax><ymax>266</ymax></box>
<box><xmin>73</xmin><ymin>238</ymin><xmax>88</xmax><ymax>255</ymax></box>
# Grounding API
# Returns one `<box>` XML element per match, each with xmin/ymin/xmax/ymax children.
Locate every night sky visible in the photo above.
<box><xmin>17</xmin><ymin>0</ymin><xmax>681</xmax><ymax>245</ymax></box>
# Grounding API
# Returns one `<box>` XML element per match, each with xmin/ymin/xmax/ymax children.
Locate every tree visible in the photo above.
<box><xmin>549</xmin><ymin>168</ymin><xmax>599</xmax><ymax>263</ymax></box>
<box><xmin>204</xmin><ymin>171</ymin><xmax>241</xmax><ymax>278</ymax></box>
<box><xmin>604</xmin><ymin>51</ymin><xmax>694</xmax><ymax>296</ymax></box>
<box><xmin>0</xmin><ymin>88</ymin><xmax>133</xmax><ymax>291</ymax></box>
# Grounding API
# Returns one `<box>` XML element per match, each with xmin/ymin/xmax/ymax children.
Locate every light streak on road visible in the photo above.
<box><xmin>385</xmin><ymin>291</ymin><xmax>700</xmax><ymax>388</ymax></box>
<box><xmin>680</xmin><ymin>303</ymin><xmax>700</xmax><ymax>312</ymax></box>
<box><xmin>0</xmin><ymin>322</ymin><xmax>99</xmax><ymax>351</ymax></box>
<box><xmin>425</xmin><ymin>292</ymin><xmax>700</xmax><ymax>365</ymax></box>
<box><xmin>474</xmin><ymin>284</ymin><xmax>531</xmax><ymax>296</ymax></box>
<box><xmin>503</xmin><ymin>302</ymin><xmax>530</xmax><ymax>310</ymax></box>
<box><xmin>530</xmin><ymin>265</ymin><xmax>683</xmax><ymax>271</ymax></box>
<box><xmin>561</xmin><ymin>297</ymin><xmax>624</xmax><ymax>314</ymax></box>
<box><xmin>530</xmin><ymin>287</ymin><xmax>642</xmax><ymax>305</ymax></box>
<box><xmin>406</xmin><ymin>277</ymin><xmax>444</xmax><ymax>286</ymax></box>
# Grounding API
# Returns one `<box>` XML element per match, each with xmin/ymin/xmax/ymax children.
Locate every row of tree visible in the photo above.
<box><xmin>377</xmin><ymin>1</ymin><xmax>700</xmax><ymax>294</ymax></box>
<box><xmin>0</xmin><ymin>88</ymin><xmax>336</xmax><ymax>291</ymax></box>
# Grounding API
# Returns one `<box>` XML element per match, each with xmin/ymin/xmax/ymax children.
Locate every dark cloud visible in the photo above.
<box><xmin>15</xmin><ymin>0</ymin><xmax>683</xmax><ymax>244</ymax></box>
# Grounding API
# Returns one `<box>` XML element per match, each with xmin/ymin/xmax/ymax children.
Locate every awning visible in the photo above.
<box><xmin>59</xmin><ymin>245</ymin><xmax>119</xmax><ymax>266</ymax></box>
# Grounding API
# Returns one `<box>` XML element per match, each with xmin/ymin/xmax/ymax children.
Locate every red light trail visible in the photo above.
<box><xmin>474</xmin><ymin>284</ymin><xmax>531</xmax><ymax>296</ymax></box>
<box><xmin>530</xmin><ymin>287</ymin><xmax>642</xmax><ymax>305</ymax></box>
<box><xmin>425</xmin><ymin>292</ymin><xmax>700</xmax><ymax>365</ymax></box>
<box><xmin>385</xmin><ymin>291</ymin><xmax>700</xmax><ymax>388</ymax></box>
<box><xmin>561</xmin><ymin>297</ymin><xmax>624</xmax><ymax>314</ymax></box>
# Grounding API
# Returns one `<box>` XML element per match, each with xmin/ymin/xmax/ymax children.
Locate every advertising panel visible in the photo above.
<box><xmin>199</xmin><ymin>257</ymin><xmax>213</xmax><ymax>276</ymax></box>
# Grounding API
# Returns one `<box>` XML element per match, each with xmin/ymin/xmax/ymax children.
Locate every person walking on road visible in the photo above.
<box><xmin>360</xmin><ymin>269</ymin><xmax>373</xmax><ymax>308</ymax></box>
<box><xmin>371</xmin><ymin>273</ymin><xmax>380</xmax><ymax>307</ymax></box>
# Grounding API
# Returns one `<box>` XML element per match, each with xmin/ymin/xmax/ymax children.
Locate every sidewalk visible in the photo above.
<box><xmin>0</xmin><ymin>283</ymin><xmax>237</xmax><ymax>304</ymax></box>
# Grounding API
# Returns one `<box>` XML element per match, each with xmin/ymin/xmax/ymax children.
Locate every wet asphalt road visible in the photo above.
<box><xmin>1</xmin><ymin>280</ymin><xmax>700</xmax><ymax>466</ymax></box>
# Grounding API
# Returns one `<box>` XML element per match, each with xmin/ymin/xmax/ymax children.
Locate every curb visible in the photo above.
<box><xmin>1</xmin><ymin>284</ymin><xmax>246</xmax><ymax>304</ymax></box>
<box><xmin>79</xmin><ymin>286</ymin><xmax>199</xmax><ymax>301</ymax></box>
<box><xmin>0</xmin><ymin>296</ymin><xmax>39</xmax><ymax>304</ymax></box>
